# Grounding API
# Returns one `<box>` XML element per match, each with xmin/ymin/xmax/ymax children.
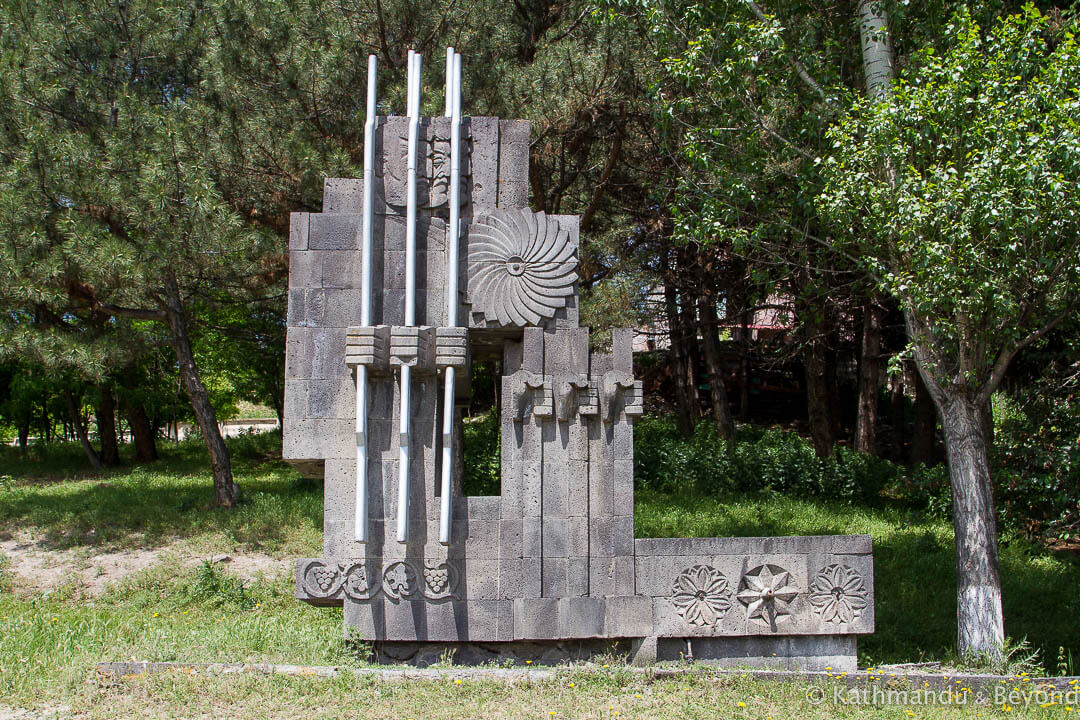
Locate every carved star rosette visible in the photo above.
<box><xmin>467</xmin><ymin>209</ymin><xmax>577</xmax><ymax>327</ymax></box>
<box><xmin>808</xmin><ymin>564</ymin><xmax>867</xmax><ymax>624</ymax></box>
<box><xmin>736</xmin><ymin>564</ymin><xmax>799</xmax><ymax>628</ymax></box>
<box><xmin>670</xmin><ymin>565</ymin><xmax>732</xmax><ymax>627</ymax></box>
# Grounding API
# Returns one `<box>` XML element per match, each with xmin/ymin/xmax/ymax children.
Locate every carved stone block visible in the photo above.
<box><xmin>388</xmin><ymin>325</ymin><xmax>435</xmax><ymax>373</ymax></box>
<box><xmin>345</xmin><ymin>325</ymin><xmax>390</xmax><ymax>373</ymax></box>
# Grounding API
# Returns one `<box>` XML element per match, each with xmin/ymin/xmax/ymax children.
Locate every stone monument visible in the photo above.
<box><xmin>285</xmin><ymin>49</ymin><xmax>874</xmax><ymax>668</ymax></box>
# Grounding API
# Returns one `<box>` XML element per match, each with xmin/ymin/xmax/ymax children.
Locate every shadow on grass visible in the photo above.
<box><xmin>0</xmin><ymin>433</ymin><xmax>323</xmax><ymax>554</ymax></box>
<box><xmin>636</xmin><ymin>490</ymin><xmax>1080</xmax><ymax>672</ymax></box>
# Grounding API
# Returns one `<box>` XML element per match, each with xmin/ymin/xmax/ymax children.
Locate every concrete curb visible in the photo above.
<box><xmin>96</xmin><ymin>661</ymin><xmax>1080</xmax><ymax>692</ymax></box>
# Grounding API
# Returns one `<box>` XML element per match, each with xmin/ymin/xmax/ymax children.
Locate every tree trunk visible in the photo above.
<box><xmin>698</xmin><ymin>294</ymin><xmax>735</xmax><ymax>441</ymax></box>
<box><xmin>17</xmin><ymin>417</ymin><xmax>29</xmax><ymax>453</ymax></box>
<box><xmin>911</xmin><ymin>365</ymin><xmax>939</xmax><ymax>466</ymax></box>
<box><xmin>95</xmin><ymin>385</ymin><xmax>120</xmax><ymax>466</ymax></box>
<box><xmin>804</xmin><ymin>316</ymin><xmax>834</xmax><ymax>458</ymax></box>
<box><xmin>66</xmin><ymin>390</ymin><xmax>103</xmax><ymax>469</ymax></box>
<box><xmin>664</xmin><ymin>279</ymin><xmax>699</xmax><ymax>438</ymax></box>
<box><xmin>163</xmin><ymin>276</ymin><xmax>238</xmax><ymax>507</ymax></box>
<box><xmin>938</xmin><ymin>393</ymin><xmax>1005</xmax><ymax>659</ymax></box>
<box><xmin>855</xmin><ymin>299</ymin><xmax>884</xmax><ymax>455</ymax></box>
<box><xmin>890</xmin><ymin>372</ymin><xmax>905</xmax><ymax>462</ymax></box>
<box><xmin>858</xmin><ymin>0</ymin><xmax>895</xmax><ymax>100</ymax></box>
<box><xmin>126</xmin><ymin>401</ymin><xmax>159</xmax><ymax>462</ymax></box>
<box><xmin>271</xmin><ymin>393</ymin><xmax>284</xmax><ymax>431</ymax></box>
<box><xmin>738</xmin><ymin>315</ymin><xmax>751</xmax><ymax>420</ymax></box>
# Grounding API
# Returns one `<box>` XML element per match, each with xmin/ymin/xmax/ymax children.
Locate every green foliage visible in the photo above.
<box><xmin>462</xmin><ymin>410</ymin><xmax>501</xmax><ymax>496</ymax></box>
<box><xmin>994</xmin><ymin>333</ymin><xmax>1080</xmax><ymax>540</ymax></box>
<box><xmin>819</xmin><ymin>6</ymin><xmax>1080</xmax><ymax>398</ymax></box>
<box><xmin>185</xmin><ymin>560</ymin><xmax>254</xmax><ymax>610</ymax></box>
<box><xmin>633</xmin><ymin>416</ymin><xmax>944</xmax><ymax>504</ymax></box>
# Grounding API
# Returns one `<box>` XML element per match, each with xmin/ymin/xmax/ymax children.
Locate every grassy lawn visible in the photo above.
<box><xmin>1</xmin><ymin>433</ymin><xmax>1079</xmax><ymax>717</ymax></box>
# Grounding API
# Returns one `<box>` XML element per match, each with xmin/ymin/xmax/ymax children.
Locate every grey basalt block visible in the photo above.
<box><xmin>655</xmin><ymin>635</ymin><xmax>858</xmax><ymax>672</ymax></box>
<box><xmin>289</xmin><ymin>212</ymin><xmax>309</xmax><ymax>251</ymax></box>
<box><xmin>323</xmin><ymin>177</ymin><xmax>364</xmax><ymax>214</ymax></box>
<box><xmin>309</xmin><ymin>213</ymin><xmax>361</xmax><ymax>251</ymax></box>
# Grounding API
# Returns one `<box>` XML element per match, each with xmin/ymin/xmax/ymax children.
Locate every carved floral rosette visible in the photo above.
<box><xmin>670</xmin><ymin>565</ymin><xmax>732</xmax><ymax>627</ymax></box>
<box><xmin>300</xmin><ymin>559</ymin><xmax>460</xmax><ymax>602</ymax></box>
<box><xmin>808</xmin><ymin>563</ymin><xmax>868</xmax><ymax>624</ymax></box>
<box><xmin>467</xmin><ymin>209</ymin><xmax>577</xmax><ymax>327</ymax></box>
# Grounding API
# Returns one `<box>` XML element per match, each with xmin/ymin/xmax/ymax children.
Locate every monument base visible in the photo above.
<box><xmin>357</xmin><ymin>636</ymin><xmax>857</xmax><ymax>671</ymax></box>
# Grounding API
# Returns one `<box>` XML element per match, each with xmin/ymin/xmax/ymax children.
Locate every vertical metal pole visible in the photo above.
<box><xmin>444</xmin><ymin>47</ymin><xmax>454</xmax><ymax>117</ymax></box>
<box><xmin>398</xmin><ymin>51</ymin><xmax>421</xmax><ymax>544</ymax></box>
<box><xmin>438</xmin><ymin>52</ymin><xmax>462</xmax><ymax>545</ymax></box>
<box><xmin>354</xmin><ymin>54</ymin><xmax>377</xmax><ymax>543</ymax></box>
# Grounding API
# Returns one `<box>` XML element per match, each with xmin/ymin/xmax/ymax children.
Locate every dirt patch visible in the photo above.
<box><xmin>0</xmin><ymin>533</ymin><xmax>289</xmax><ymax>597</ymax></box>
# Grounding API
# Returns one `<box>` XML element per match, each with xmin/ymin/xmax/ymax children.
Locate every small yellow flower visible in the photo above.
<box><xmin>634</xmin><ymin>694</ymin><xmax>642</xmax><ymax>699</ymax></box>
<box><xmin>454</xmin><ymin>679</ymin><xmax>462</xmax><ymax>685</ymax></box>
<box><xmin>549</xmin><ymin>712</ymin><xmax>556</xmax><ymax>717</ymax></box>
<box><xmin>526</xmin><ymin>660</ymin><xmax>533</xmax><ymax>665</ymax></box>
<box><xmin>568</xmin><ymin>682</ymin><xmax>575</xmax><ymax>688</ymax></box>
<box><xmin>153</xmin><ymin>612</ymin><xmax>159</xmax><ymax>618</ymax></box>
<box><xmin>602</xmin><ymin>664</ymin><xmax>609</xmax><ymax>668</ymax></box>
<box><xmin>737</xmin><ymin>701</ymin><xmax>746</xmax><ymax>707</ymax></box>
<box><xmin>905</xmin><ymin>711</ymin><xmax>914</xmax><ymax>718</ymax></box>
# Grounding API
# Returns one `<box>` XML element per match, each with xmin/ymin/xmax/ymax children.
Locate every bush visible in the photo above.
<box><xmin>994</xmin><ymin>389</ymin><xmax>1080</xmax><ymax>540</ymax></box>
<box><xmin>462</xmin><ymin>410</ymin><xmax>500</xmax><ymax>496</ymax></box>
<box><xmin>634</xmin><ymin>416</ymin><xmax>945</xmax><ymax>505</ymax></box>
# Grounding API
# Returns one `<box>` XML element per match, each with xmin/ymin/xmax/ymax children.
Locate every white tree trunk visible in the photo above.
<box><xmin>939</xmin><ymin>394</ymin><xmax>1005</xmax><ymax>659</ymax></box>
<box><xmin>858</xmin><ymin>0</ymin><xmax>895</xmax><ymax>99</ymax></box>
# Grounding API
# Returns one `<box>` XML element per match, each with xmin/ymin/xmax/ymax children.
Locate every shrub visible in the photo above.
<box><xmin>634</xmin><ymin>416</ymin><xmax>944</xmax><ymax>505</ymax></box>
<box><xmin>462</xmin><ymin>410</ymin><xmax>500</xmax><ymax>496</ymax></box>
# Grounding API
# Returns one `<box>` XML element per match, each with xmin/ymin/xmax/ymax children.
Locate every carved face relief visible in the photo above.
<box><xmin>467</xmin><ymin>209</ymin><xmax>577</xmax><ymax>327</ymax></box>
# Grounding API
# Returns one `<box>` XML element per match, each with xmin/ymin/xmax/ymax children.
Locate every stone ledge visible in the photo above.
<box><xmin>635</xmin><ymin>535</ymin><xmax>872</xmax><ymax>556</ymax></box>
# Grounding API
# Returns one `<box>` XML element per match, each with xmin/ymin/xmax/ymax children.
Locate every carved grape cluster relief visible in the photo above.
<box><xmin>301</xmin><ymin>559</ymin><xmax>459</xmax><ymax>602</ymax></box>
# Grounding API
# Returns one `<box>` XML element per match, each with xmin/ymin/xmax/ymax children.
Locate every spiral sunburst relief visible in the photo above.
<box><xmin>466</xmin><ymin>209</ymin><xmax>578</xmax><ymax>327</ymax></box>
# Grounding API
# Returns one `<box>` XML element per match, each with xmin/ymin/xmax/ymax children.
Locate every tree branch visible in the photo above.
<box><xmin>744</xmin><ymin>0</ymin><xmax>831</xmax><ymax>103</ymax></box>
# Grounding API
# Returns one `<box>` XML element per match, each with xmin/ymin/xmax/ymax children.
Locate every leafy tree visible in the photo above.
<box><xmin>819</xmin><ymin>7</ymin><xmax>1080</xmax><ymax>658</ymax></box>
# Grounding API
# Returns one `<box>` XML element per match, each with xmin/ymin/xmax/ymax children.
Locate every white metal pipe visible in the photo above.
<box><xmin>444</xmin><ymin>47</ymin><xmax>454</xmax><ymax>117</ymax></box>
<box><xmin>397</xmin><ymin>51</ymin><xmax>422</xmax><ymax>544</ymax></box>
<box><xmin>438</xmin><ymin>52</ymin><xmax>462</xmax><ymax>545</ymax></box>
<box><xmin>354</xmin><ymin>54</ymin><xmax>378</xmax><ymax>543</ymax></box>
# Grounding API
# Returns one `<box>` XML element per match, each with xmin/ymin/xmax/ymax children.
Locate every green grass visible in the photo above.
<box><xmin>0</xmin><ymin>432</ymin><xmax>321</xmax><ymax>556</ymax></box>
<box><xmin>2</xmin><ymin>433</ymin><xmax>1079</xmax><ymax>716</ymax></box>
